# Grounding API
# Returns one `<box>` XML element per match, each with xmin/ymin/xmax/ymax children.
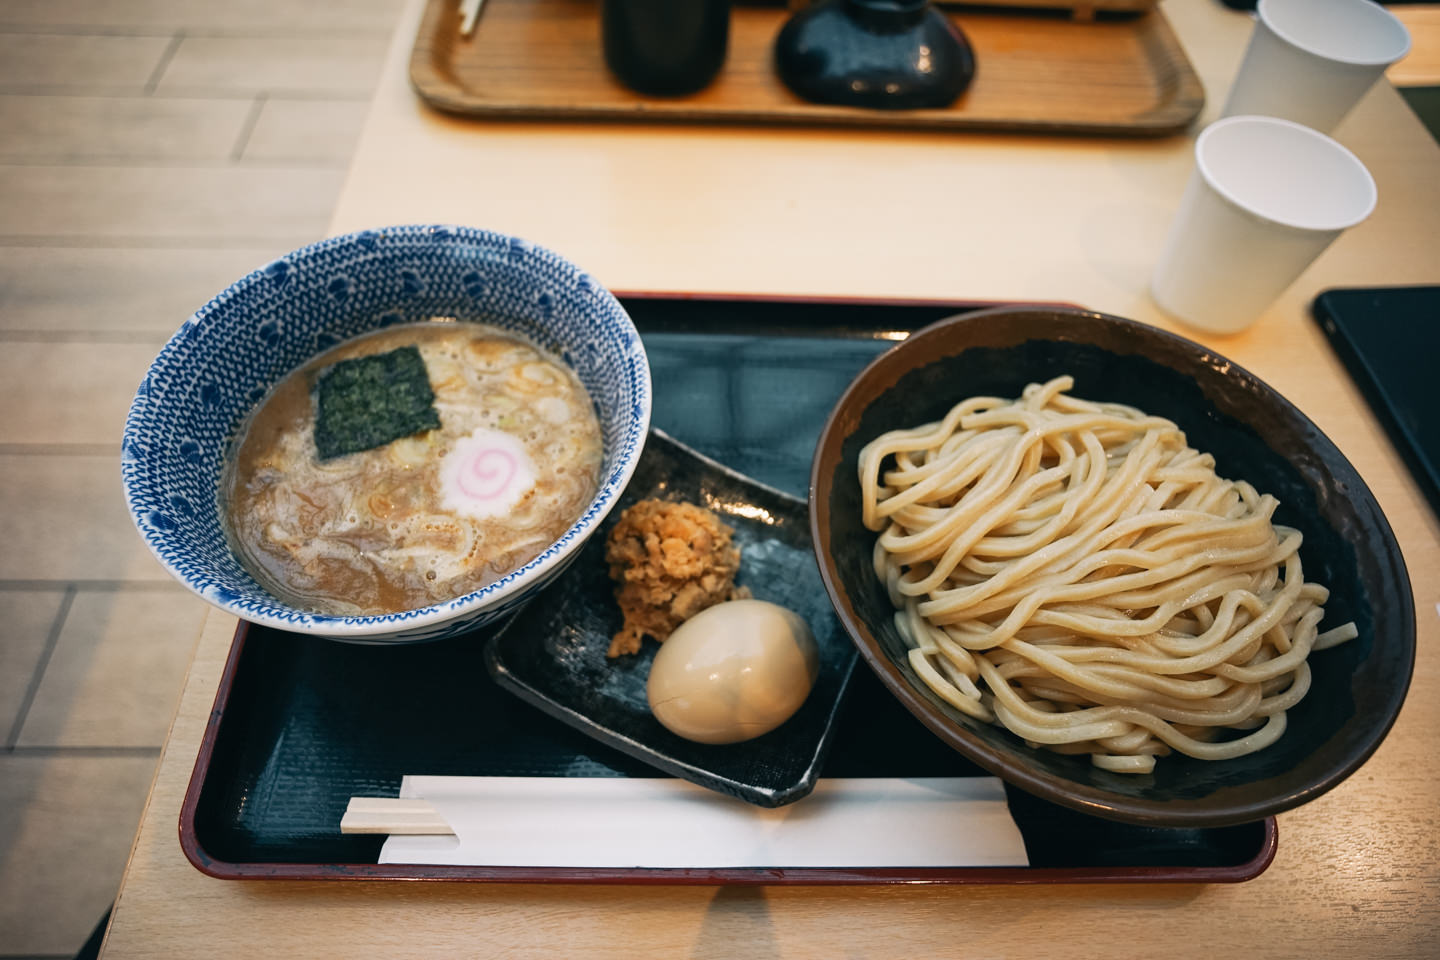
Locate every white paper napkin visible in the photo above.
<box><xmin>379</xmin><ymin>776</ymin><xmax>1029</xmax><ymax>868</ymax></box>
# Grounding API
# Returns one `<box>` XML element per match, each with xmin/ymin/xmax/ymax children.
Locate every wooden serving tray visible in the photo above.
<box><xmin>410</xmin><ymin>0</ymin><xmax>1205</xmax><ymax>136</ymax></box>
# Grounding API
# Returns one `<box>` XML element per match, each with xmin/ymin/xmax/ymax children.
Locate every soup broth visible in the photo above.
<box><xmin>225</xmin><ymin>321</ymin><xmax>604</xmax><ymax>616</ymax></box>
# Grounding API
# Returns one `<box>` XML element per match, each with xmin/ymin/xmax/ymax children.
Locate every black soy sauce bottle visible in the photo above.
<box><xmin>602</xmin><ymin>0</ymin><xmax>731</xmax><ymax>96</ymax></box>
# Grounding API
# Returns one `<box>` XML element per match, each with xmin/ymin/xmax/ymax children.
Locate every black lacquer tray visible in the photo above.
<box><xmin>181</xmin><ymin>293</ymin><xmax>1276</xmax><ymax>883</ymax></box>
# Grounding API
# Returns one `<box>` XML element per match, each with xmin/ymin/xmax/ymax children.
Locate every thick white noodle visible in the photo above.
<box><xmin>859</xmin><ymin>376</ymin><xmax>1353</xmax><ymax>772</ymax></box>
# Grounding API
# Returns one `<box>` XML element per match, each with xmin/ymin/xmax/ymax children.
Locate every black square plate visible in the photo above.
<box><xmin>485</xmin><ymin>428</ymin><xmax>857</xmax><ymax>807</ymax></box>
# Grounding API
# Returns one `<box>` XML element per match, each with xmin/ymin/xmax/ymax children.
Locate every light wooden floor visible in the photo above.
<box><xmin>0</xmin><ymin>2</ymin><xmax>407</xmax><ymax>956</ymax></box>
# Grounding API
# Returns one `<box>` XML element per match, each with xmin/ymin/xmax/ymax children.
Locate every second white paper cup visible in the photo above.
<box><xmin>1222</xmin><ymin>0</ymin><xmax>1411</xmax><ymax>133</ymax></box>
<box><xmin>1151</xmin><ymin>116</ymin><xmax>1376</xmax><ymax>336</ymax></box>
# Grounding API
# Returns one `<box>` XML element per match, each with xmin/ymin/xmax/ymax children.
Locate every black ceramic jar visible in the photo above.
<box><xmin>602</xmin><ymin>0</ymin><xmax>731</xmax><ymax>96</ymax></box>
<box><xmin>775</xmin><ymin>0</ymin><xmax>975</xmax><ymax>110</ymax></box>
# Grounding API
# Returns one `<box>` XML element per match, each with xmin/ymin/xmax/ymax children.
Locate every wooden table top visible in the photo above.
<box><xmin>1390</xmin><ymin>6</ymin><xmax>1440</xmax><ymax>87</ymax></box>
<box><xmin>100</xmin><ymin>0</ymin><xmax>1440</xmax><ymax>955</ymax></box>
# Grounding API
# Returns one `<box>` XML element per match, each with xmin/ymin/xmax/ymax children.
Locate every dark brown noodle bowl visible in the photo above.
<box><xmin>809</xmin><ymin>306</ymin><xmax>1414</xmax><ymax>827</ymax></box>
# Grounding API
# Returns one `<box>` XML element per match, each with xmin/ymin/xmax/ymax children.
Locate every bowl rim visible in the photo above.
<box><xmin>121</xmin><ymin>224</ymin><xmax>653</xmax><ymax>640</ymax></box>
<box><xmin>808</xmin><ymin>304</ymin><xmax>1416</xmax><ymax>826</ymax></box>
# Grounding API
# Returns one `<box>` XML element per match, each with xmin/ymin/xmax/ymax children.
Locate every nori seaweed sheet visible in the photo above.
<box><xmin>312</xmin><ymin>345</ymin><xmax>441</xmax><ymax>460</ymax></box>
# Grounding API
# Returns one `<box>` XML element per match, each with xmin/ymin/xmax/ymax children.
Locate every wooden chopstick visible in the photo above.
<box><xmin>340</xmin><ymin>797</ymin><xmax>454</xmax><ymax>835</ymax></box>
<box><xmin>458</xmin><ymin>0</ymin><xmax>486</xmax><ymax>37</ymax></box>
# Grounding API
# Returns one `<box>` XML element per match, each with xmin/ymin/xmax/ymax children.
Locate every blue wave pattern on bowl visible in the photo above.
<box><xmin>121</xmin><ymin>226</ymin><xmax>651</xmax><ymax>642</ymax></box>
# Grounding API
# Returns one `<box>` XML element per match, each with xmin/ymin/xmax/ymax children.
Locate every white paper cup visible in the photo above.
<box><xmin>1222</xmin><ymin>0</ymin><xmax>1411</xmax><ymax>133</ymax></box>
<box><xmin>1151</xmin><ymin>116</ymin><xmax>1376</xmax><ymax>335</ymax></box>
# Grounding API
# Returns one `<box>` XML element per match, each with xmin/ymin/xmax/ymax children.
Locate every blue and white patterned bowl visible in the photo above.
<box><xmin>121</xmin><ymin>226</ymin><xmax>651</xmax><ymax>642</ymax></box>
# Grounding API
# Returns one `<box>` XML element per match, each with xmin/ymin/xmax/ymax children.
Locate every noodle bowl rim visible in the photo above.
<box><xmin>808</xmin><ymin>305</ymin><xmax>1414</xmax><ymax>827</ymax></box>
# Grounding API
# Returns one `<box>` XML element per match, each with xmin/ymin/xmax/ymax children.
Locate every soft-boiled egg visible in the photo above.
<box><xmin>646</xmin><ymin>599</ymin><xmax>819</xmax><ymax>745</ymax></box>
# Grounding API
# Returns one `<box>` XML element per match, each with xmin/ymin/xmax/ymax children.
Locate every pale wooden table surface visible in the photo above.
<box><xmin>1390</xmin><ymin>6</ymin><xmax>1440</xmax><ymax>87</ymax></box>
<box><xmin>101</xmin><ymin>0</ymin><xmax>1440</xmax><ymax>955</ymax></box>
